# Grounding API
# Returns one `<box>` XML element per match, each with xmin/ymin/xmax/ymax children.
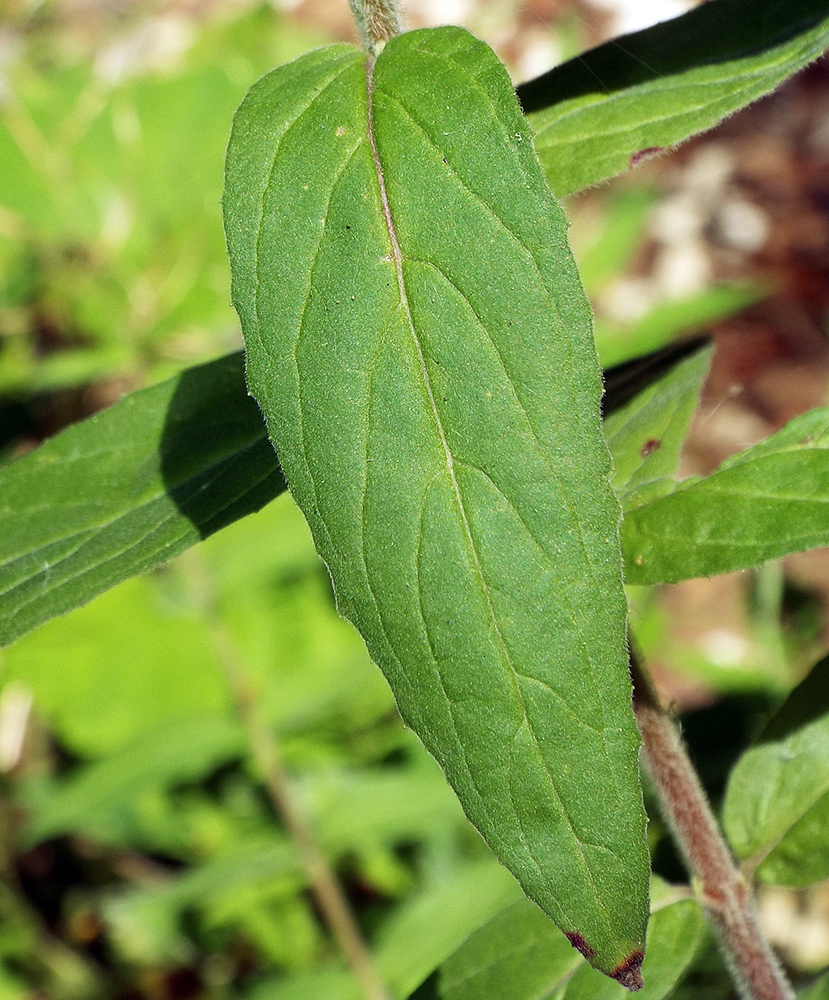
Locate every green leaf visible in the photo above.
<box><xmin>723</xmin><ymin>655</ymin><xmax>829</xmax><ymax>885</ymax></box>
<box><xmin>412</xmin><ymin>881</ymin><xmax>703</xmax><ymax>1000</ymax></box>
<box><xmin>410</xmin><ymin>897</ymin><xmax>582</xmax><ymax>1000</ymax></box>
<box><xmin>800</xmin><ymin>974</ymin><xmax>829</xmax><ymax>1000</ymax></box>
<box><xmin>22</xmin><ymin>715</ymin><xmax>244</xmax><ymax>844</ymax></box>
<box><xmin>224</xmin><ymin>26</ymin><xmax>648</xmax><ymax>978</ymax></box>
<box><xmin>623</xmin><ymin>408</ymin><xmax>829</xmax><ymax>585</ymax></box>
<box><xmin>518</xmin><ymin>0</ymin><xmax>829</xmax><ymax>198</ymax></box>
<box><xmin>605</xmin><ymin>344</ymin><xmax>712</xmax><ymax>508</ymax></box>
<box><xmin>1</xmin><ymin>575</ymin><xmax>230</xmax><ymax>756</ymax></box>
<box><xmin>377</xmin><ymin>861</ymin><xmax>524</xmax><ymax>999</ymax></box>
<box><xmin>0</xmin><ymin>351</ymin><xmax>284</xmax><ymax>647</ymax></box>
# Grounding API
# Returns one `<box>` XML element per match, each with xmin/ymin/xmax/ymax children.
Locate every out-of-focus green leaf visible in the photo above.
<box><xmin>575</xmin><ymin>190</ymin><xmax>658</xmax><ymax>295</ymax></box>
<box><xmin>225</xmin><ymin>25</ymin><xmax>648</xmax><ymax>978</ymax></box>
<box><xmin>623</xmin><ymin>408</ymin><xmax>829</xmax><ymax>585</ymax></box>
<box><xmin>300</xmin><ymin>761</ymin><xmax>466</xmax><ymax>852</ymax></box>
<box><xmin>0</xmin><ymin>575</ymin><xmax>229</xmax><ymax>755</ymax></box>
<box><xmin>103</xmin><ymin>837</ymin><xmax>302</xmax><ymax>964</ymax></box>
<box><xmin>377</xmin><ymin>860</ymin><xmax>523</xmax><ymax>999</ymax></box>
<box><xmin>517</xmin><ymin>0</ymin><xmax>829</xmax><ymax>197</ymax></box>
<box><xmin>245</xmin><ymin>970</ymin><xmax>361</xmax><ymax>1000</ymax></box>
<box><xmin>0</xmin><ymin>351</ymin><xmax>284</xmax><ymax>647</ymax></box>
<box><xmin>724</xmin><ymin>655</ymin><xmax>829</xmax><ymax>884</ymax></box>
<box><xmin>605</xmin><ymin>345</ymin><xmax>712</xmax><ymax>508</ymax></box>
<box><xmin>22</xmin><ymin>716</ymin><xmax>244</xmax><ymax>844</ymax></box>
<box><xmin>800</xmin><ymin>974</ymin><xmax>829</xmax><ymax>1000</ymax></box>
<box><xmin>595</xmin><ymin>283</ymin><xmax>765</xmax><ymax>370</ymax></box>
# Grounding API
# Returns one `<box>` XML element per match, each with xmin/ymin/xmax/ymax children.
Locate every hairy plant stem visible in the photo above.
<box><xmin>629</xmin><ymin>646</ymin><xmax>794</xmax><ymax>1000</ymax></box>
<box><xmin>181</xmin><ymin>553</ymin><xmax>391</xmax><ymax>1000</ymax></box>
<box><xmin>348</xmin><ymin>0</ymin><xmax>405</xmax><ymax>56</ymax></box>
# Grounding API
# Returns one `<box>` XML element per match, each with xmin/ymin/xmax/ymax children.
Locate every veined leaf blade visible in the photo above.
<box><xmin>623</xmin><ymin>408</ymin><xmax>829</xmax><ymax>584</ymax></box>
<box><xmin>518</xmin><ymin>0</ymin><xmax>829</xmax><ymax>198</ymax></box>
<box><xmin>224</xmin><ymin>26</ymin><xmax>648</xmax><ymax>978</ymax></box>
<box><xmin>0</xmin><ymin>353</ymin><xmax>284</xmax><ymax>647</ymax></box>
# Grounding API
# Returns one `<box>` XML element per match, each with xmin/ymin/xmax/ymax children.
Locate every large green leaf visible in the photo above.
<box><xmin>723</xmin><ymin>655</ymin><xmax>829</xmax><ymax>886</ymax></box>
<box><xmin>517</xmin><ymin>0</ymin><xmax>829</xmax><ymax>197</ymax></box>
<box><xmin>224</xmin><ymin>26</ymin><xmax>648</xmax><ymax>979</ymax></box>
<box><xmin>0</xmin><ymin>352</ymin><xmax>284</xmax><ymax>647</ymax></box>
<box><xmin>623</xmin><ymin>408</ymin><xmax>829</xmax><ymax>585</ymax></box>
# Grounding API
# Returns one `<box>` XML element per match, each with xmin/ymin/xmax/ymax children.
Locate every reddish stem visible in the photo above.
<box><xmin>630</xmin><ymin>649</ymin><xmax>794</xmax><ymax>1000</ymax></box>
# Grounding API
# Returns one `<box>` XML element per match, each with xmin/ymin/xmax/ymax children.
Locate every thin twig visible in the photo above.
<box><xmin>629</xmin><ymin>645</ymin><xmax>794</xmax><ymax>1000</ymax></box>
<box><xmin>182</xmin><ymin>553</ymin><xmax>391</xmax><ymax>1000</ymax></box>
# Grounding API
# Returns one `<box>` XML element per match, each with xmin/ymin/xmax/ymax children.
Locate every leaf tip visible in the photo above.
<box><xmin>611</xmin><ymin>950</ymin><xmax>645</xmax><ymax>991</ymax></box>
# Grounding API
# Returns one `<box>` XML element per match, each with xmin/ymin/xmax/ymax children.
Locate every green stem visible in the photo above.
<box><xmin>348</xmin><ymin>0</ymin><xmax>405</xmax><ymax>56</ymax></box>
<box><xmin>630</xmin><ymin>646</ymin><xmax>794</xmax><ymax>1000</ymax></box>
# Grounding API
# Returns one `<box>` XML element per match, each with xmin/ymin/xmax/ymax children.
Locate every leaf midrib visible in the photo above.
<box><xmin>363</xmin><ymin>56</ymin><xmax>612</xmax><ymax>937</ymax></box>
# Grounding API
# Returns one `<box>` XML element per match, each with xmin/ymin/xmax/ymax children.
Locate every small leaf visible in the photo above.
<box><xmin>623</xmin><ymin>408</ymin><xmax>829</xmax><ymax>585</ymax></box>
<box><xmin>605</xmin><ymin>344</ymin><xmax>712</xmax><ymax>508</ymax></box>
<box><xmin>0</xmin><ymin>352</ymin><xmax>284</xmax><ymax>647</ymax></box>
<box><xmin>517</xmin><ymin>0</ymin><xmax>829</xmax><ymax>197</ymax></box>
<box><xmin>723</xmin><ymin>655</ymin><xmax>829</xmax><ymax>884</ymax></box>
<box><xmin>224</xmin><ymin>26</ymin><xmax>648</xmax><ymax>976</ymax></box>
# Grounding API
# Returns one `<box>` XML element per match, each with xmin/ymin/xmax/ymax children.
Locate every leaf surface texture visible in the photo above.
<box><xmin>224</xmin><ymin>26</ymin><xmax>648</xmax><ymax>975</ymax></box>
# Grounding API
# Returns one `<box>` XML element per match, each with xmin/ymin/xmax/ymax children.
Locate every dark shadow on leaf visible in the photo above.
<box><xmin>516</xmin><ymin>0</ymin><xmax>829</xmax><ymax>115</ymax></box>
<box><xmin>160</xmin><ymin>350</ymin><xmax>285</xmax><ymax>540</ymax></box>
<box><xmin>408</xmin><ymin>971</ymin><xmax>441</xmax><ymax>1000</ymax></box>
<box><xmin>156</xmin><ymin>342</ymin><xmax>707</xmax><ymax>544</ymax></box>
<box><xmin>755</xmin><ymin>653</ymin><xmax>829</xmax><ymax>744</ymax></box>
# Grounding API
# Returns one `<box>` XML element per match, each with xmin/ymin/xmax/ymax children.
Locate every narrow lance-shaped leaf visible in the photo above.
<box><xmin>517</xmin><ymin>0</ymin><xmax>829</xmax><ymax>198</ymax></box>
<box><xmin>0</xmin><ymin>352</ymin><xmax>284</xmax><ymax>648</ymax></box>
<box><xmin>623</xmin><ymin>407</ymin><xmax>829</xmax><ymax>585</ymax></box>
<box><xmin>0</xmin><ymin>342</ymin><xmax>695</xmax><ymax>648</ymax></box>
<box><xmin>224</xmin><ymin>26</ymin><xmax>649</xmax><ymax>982</ymax></box>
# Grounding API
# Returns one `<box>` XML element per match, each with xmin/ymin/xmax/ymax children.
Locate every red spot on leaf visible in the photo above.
<box><xmin>630</xmin><ymin>147</ymin><xmax>665</xmax><ymax>168</ymax></box>
<box><xmin>641</xmin><ymin>438</ymin><xmax>661</xmax><ymax>457</ymax></box>
<box><xmin>564</xmin><ymin>932</ymin><xmax>596</xmax><ymax>961</ymax></box>
<box><xmin>611</xmin><ymin>950</ymin><xmax>645</xmax><ymax>992</ymax></box>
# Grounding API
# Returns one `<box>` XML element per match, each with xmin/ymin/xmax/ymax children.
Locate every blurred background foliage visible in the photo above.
<box><xmin>1</xmin><ymin>0</ymin><xmax>829</xmax><ymax>998</ymax></box>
